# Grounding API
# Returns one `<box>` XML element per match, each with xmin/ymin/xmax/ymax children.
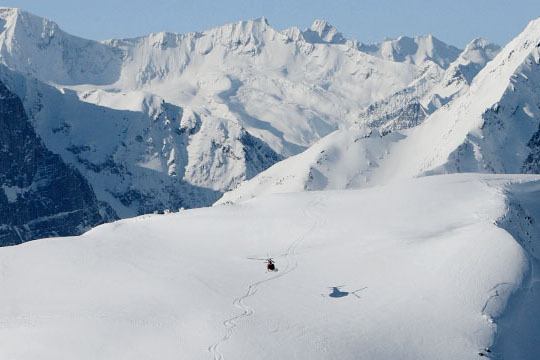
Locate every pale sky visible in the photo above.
<box><xmin>2</xmin><ymin>0</ymin><xmax>540</xmax><ymax>47</ymax></box>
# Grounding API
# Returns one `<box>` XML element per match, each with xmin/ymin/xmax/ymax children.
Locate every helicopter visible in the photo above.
<box><xmin>266</xmin><ymin>258</ymin><xmax>278</xmax><ymax>272</ymax></box>
<box><xmin>247</xmin><ymin>256</ymin><xmax>279</xmax><ymax>272</ymax></box>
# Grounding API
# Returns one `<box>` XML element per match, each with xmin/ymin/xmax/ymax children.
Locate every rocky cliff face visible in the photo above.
<box><xmin>0</xmin><ymin>80</ymin><xmax>107</xmax><ymax>245</ymax></box>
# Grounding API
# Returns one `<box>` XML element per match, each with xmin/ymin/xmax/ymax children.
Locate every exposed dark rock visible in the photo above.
<box><xmin>0</xmin><ymin>80</ymin><xmax>110</xmax><ymax>246</ymax></box>
<box><xmin>523</xmin><ymin>124</ymin><xmax>540</xmax><ymax>173</ymax></box>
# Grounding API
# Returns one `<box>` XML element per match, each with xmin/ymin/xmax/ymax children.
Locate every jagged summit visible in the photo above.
<box><xmin>460</xmin><ymin>37</ymin><xmax>501</xmax><ymax>66</ymax></box>
<box><xmin>199</xmin><ymin>16</ymin><xmax>272</xmax><ymax>41</ymax></box>
<box><xmin>465</xmin><ymin>37</ymin><xmax>499</xmax><ymax>51</ymax></box>
<box><xmin>445</xmin><ymin>39</ymin><xmax>500</xmax><ymax>87</ymax></box>
<box><xmin>470</xmin><ymin>16</ymin><xmax>540</xmax><ymax>95</ymax></box>
<box><xmin>419</xmin><ymin>37</ymin><xmax>501</xmax><ymax>112</ymax></box>
<box><xmin>302</xmin><ymin>19</ymin><xmax>346</xmax><ymax>44</ymax></box>
<box><xmin>0</xmin><ymin>7</ymin><xmax>121</xmax><ymax>85</ymax></box>
<box><xmin>359</xmin><ymin>33</ymin><xmax>462</xmax><ymax>68</ymax></box>
<box><xmin>0</xmin><ymin>8</ymin><xmax>423</xmax><ymax>148</ymax></box>
<box><xmin>0</xmin><ymin>7</ymin><xmax>25</xmax><ymax>23</ymax></box>
<box><xmin>0</xmin><ymin>7</ymin><xmax>83</xmax><ymax>43</ymax></box>
<box><xmin>449</xmin><ymin>38</ymin><xmax>501</xmax><ymax>82</ymax></box>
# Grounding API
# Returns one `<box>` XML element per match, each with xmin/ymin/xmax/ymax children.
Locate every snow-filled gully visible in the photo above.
<box><xmin>208</xmin><ymin>195</ymin><xmax>327</xmax><ymax>360</ymax></box>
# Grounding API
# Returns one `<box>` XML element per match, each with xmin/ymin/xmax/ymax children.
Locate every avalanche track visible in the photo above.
<box><xmin>208</xmin><ymin>195</ymin><xmax>327</xmax><ymax>360</ymax></box>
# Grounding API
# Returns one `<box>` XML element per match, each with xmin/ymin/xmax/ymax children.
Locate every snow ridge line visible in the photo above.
<box><xmin>208</xmin><ymin>195</ymin><xmax>326</xmax><ymax>360</ymax></box>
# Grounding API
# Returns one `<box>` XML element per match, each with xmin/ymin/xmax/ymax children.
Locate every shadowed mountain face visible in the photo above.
<box><xmin>0</xmin><ymin>80</ymin><xmax>108</xmax><ymax>246</ymax></box>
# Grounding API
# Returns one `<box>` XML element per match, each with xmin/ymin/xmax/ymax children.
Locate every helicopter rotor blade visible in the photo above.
<box><xmin>246</xmin><ymin>256</ymin><xmax>269</xmax><ymax>261</ymax></box>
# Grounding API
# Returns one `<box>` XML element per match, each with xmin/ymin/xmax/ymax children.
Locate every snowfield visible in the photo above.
<box><xmin>1</xmin><ymin>174</ymin><xmax>539</xmax><ymax>359</ymax></box>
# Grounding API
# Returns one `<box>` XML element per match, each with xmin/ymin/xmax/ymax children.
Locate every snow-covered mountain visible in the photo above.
<box><xmin>358</xmin><ymin>34</ymin><xmax>462</xmax><ymax>68</ymax></box>
<box><xmin>299</xmin><ymin>19</ymin><xmax>347</xmax><ymax>44</ymax></box>
<box><xmin>357</xmin><ymin>38</ymin><xmax>501</xmax><ymax>134</ymax></box>
<box><xmin>0</xmin><ymin>9</ymin><xmax>420</xmax><ymax>152</ymax></box>
<box><xmin>382</xmin><ymin>17</ymin><xmax>540</xmax><ymax>178</ymax></box>
<box><xmin>0</xmin><ymin>63</ymin><xmax>284</xmax><ymax>218</ymax></box>
<box><xmin>423</xmin><ymin>37</ymin><xmax>502</xmax><ymax>112</ymax></box>
<box><xmin>1</xmin><ymin>7</ymin><xmax>491</xmax><ymax>242</ymax></box>
<box><xmin>218</xmin><ymin>18</ymin><xmax>538</xmax><ymax>204</ymax></box>
<box><xmin>0</xmin><ymin>8</ymin><xmax>122</xmax><ymax>85</ymax></box>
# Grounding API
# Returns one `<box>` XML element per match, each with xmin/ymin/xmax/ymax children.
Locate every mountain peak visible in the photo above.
<box><xmin>310</xmin><ymin>19</ymin><xmax>332</xmax><ymax>31</ymax></box>
<box><xmin>0</xmin><ymin>8</ymin><xmax>121</xmax><ymax>86</ymax></box>
<box><xmin>302</xmin><ymin>19</ymin><xmax>346</xmax><ymax>44</ymax></box>
<box><xmin>0</xmin><ymin>7</ymin><xmax>20</xmax><ymax>20</ymax></box>
<box><xmin>457</xmin><ymin>38</ymin><xmax>500</xmax><ymax>69</ymax></box>
<box><xmin>0</xmin><ymin>6</ymin><xmax>65</xmax><ymax>45</ymax></box>
<box><xmin>0</xmin><ymin>7</ymin><xmax>57</xmax><ymax>31</ymax></box>
<box><xmin>200</xmin><ymin>16</ymin><xmax>274</xmax><ymax>42</ymax></box>
<box><xmin>255</xmin><ymin>16</ymin><xmax>269</xmax><ymax>26</ymax></box>
<box><xmin>470</xmin><ymin>15</ymin><xmax>540</xmax><ymax>92</ymax></box>
<box><xmin>359</xmin><ymin>34</ymin><xmax>461</xmax><ymax>68</ymax></box>
<box><xmin>465</xmin><ymin>37</ymin><xmax>491</xmax><ymax>48</ymax></box>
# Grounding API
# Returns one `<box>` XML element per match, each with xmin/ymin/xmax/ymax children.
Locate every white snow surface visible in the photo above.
<box><xmin>1</xmin><ymin>174</ymin><xmax>538</xmax><ymax>360</ymax></box>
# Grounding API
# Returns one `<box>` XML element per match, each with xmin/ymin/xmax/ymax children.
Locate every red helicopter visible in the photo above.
<box><xmin>247</xmin><ymin>256</ymin><xmax>279</xmax><ymax>272</ymax></box>
<box><xmin>266</xmin><ymin>258</ymin><xmax>278</xmax><ymax>272</ymax></box>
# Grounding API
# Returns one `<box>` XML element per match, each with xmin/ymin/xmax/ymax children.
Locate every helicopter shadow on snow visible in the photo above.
<box><xmin>322</xmin><ymin>286</ymin><xmax>368</xmax><ymax>299</ymax></box>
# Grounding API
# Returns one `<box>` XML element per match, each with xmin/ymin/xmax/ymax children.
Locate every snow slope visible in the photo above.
<box><xmin>217</xmin><ymin>127</ymin><xmax>399</xmax><ymax>203</ymax></box>
<box><xmin>0</xmin><ymin>174</ymin><xmax>538</xmax><ymax>359</ymax></box>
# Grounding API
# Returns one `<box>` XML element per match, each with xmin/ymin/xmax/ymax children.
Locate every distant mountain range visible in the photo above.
<box><xmin>220</xmin><ymin>18</ymin><xmax>540</xmax><ymax>203</ymax></box>
<box><xmin>3</xmin><ymin>7</ymin><xmax>539</xmax><ymax>245</ymax></box>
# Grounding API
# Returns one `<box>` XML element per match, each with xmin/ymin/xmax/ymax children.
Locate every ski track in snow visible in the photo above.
<box><xmin>208</xmin><ymin>195</ymin><xmax>327</xmax><ymax>360</ymax></box>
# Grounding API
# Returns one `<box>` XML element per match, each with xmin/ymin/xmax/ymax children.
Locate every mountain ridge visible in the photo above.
<box><xmin>218</xmin><ymin>17</ymin><xmax>539</xmax><ymax>204</ymax></box>
<box><xmin>0</xmin><ymin>7</ymin><xmax>511</xmax><ymax>244</ymax></box>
